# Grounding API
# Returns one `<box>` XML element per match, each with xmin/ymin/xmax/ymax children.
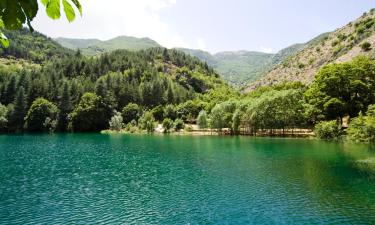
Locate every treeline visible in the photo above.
<box><xmin>195</xmin><ymin>56</ymin><xmax>375</xmax><ymax>142</ymax></box>
<box><xmin>0</xmin><ymin>45</ymin><xmax>230</xmax><ymax>132</ymax></box>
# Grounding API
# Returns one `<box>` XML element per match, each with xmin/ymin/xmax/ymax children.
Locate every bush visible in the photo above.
<box><xmin>25</xmin><ymin>98</ymin><xmax>59</xmax><ymax>132</ymax></box>
<box><xmin>347</xmin><ymin>111</ymin><xmax>375</xmax><ymax>143</ymax></box>
<box><xmin>138</xmin><ymin>111</ymin><xmax>155</xmax><ymax>133</ymax></box>
<box><xmin>174</xmin><ymin>118</ymin><xmax>185</xmax><ymax>131</ymax></box>
<box><xmin>163</xmin><ymin>104</ymin><xmax>177</xmax><ymax>120</ymax></box>
<box><xmin>0</xmin><ymin>103</ymin><xmax>8</xmax><ymax>131</ymax></box>
<box><xmin>162</xmin><ymin>118</ymin><xmax>173</xmax><ymax>133</ymax></box>
<box><xmin>109</xmin><ymin>112</ymin><xmax>123</xmax><ymax>131</ymax></box>
<box><xmin>121</xmin><ymin>103</ymin><xmax>141</xmax><ymax>124</ymax></box>
<box><xmin>314</xmin><ymin>120</ymin><xmax>342</xmax><ymax>140</ymax></box>
<box><xmin>361</xmin><ymin>42</ymin><xmax>371</xmax><ymax>51</ymax></box>
<box><xmin>197</xmin><ymin>110</ymin><xmax>208</xmax><ymax>129</ymax></box>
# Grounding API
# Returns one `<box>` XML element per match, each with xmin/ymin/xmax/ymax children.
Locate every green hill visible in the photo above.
<box><xmin>55</xmin><ymin>36</ymin><xmax>161</xmax><ymax>55</ymax></box>
<box><xmin>179</xmin><ymin>45</ymin><xmax>308</xmax><ymax>86</ymax></box>
<box><xmin>1</xmin><ymin>29</ymin><xmax>73</xmax><ymax>63</ymax></box>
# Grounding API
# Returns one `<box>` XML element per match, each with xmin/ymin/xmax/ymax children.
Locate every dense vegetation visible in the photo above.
<box><xmin>1</xmin><ymin>29</ymin><xmax>375</xmax><ymax>144</ymax></box>
<box><xmin>193</xmin><ymin>56</ymin><xmax>375</xmax><ymax>142</ymax></box>
<box><xmin>0</xmin><ymin>30</ymin><xmax>231</xmax><ymax>133</ymax></box>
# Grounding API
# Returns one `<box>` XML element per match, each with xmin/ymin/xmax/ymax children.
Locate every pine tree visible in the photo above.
<box><xmin>58</xmin><ymin>82</ymin><xmax>72</xmax><ymax>131</ymax></box>
<box><xmin>11</xmin><ymin>87</ymin><xmax>27</xmax><ymax>131</ymax></box>
<box><xmin>5</xmin><ymin>75</ymin><xmax>17</xmax><ymax>104</ymax></box>
<box><xmin>95</xmin><ymin>80</ymin><xmax>107</xmax><ymax>98</ymax></box>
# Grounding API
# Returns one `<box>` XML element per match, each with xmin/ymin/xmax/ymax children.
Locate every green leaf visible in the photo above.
<box><xmin>19</xmin><ymin>0</ymin><xmax>39</xmax><ymax>31</ymax></box>
<box><xmin>3</xmin><ymin>1</ymin><xmax>26</xmax><ymax>30</ymax></box>
<box><xmin>19</xmin><ymin>0</ymin><xmax>38</xmax><ymax>19</ymax></box>
<box><xmin>45</xmin><ymin>0</ymin><xmax>61</xmax><ymax>20</ymax></box>
<box><xmin>70</xmin><ymin>0</ymin><xmax>82</xmax><ymax>15</ymax></box>
<box><xmin>0</xmin><ymin>32</ymin><xmax>9</xmax><ymax>48</ymax></box>
<box><xmin>41</xmin><ymin>0</ymin><xmax>49</xmax><ymax>6</ymax></box>
<box><xmin>62</xmin><ymin>0</ymin><xmax>75</xmax><ymax>22</ymax></box>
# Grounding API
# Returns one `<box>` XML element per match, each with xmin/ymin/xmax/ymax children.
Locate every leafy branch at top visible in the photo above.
<box><xmin>0</xmin><ymin>0</ymin><xmax>82</xmax><ymax>47</ymax></box>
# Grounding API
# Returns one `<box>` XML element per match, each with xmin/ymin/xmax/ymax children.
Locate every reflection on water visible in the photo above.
<box><xmin>0</xmin><ymin>134</ymin><xmax>374</xmax><ymax>224</ymax></box>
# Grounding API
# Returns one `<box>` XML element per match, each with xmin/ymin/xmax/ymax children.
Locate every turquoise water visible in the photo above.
<box><xmin>0</xmin><ymin>134</ymin><xmax>375</xmax><ymax>224</ymax></box>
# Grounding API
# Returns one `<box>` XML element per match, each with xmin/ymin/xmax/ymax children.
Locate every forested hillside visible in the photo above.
<box><xmin>56</xmin><ymin>36</ymin><xmax>161</xmax><ymax>55</ymax></box>
<box><xmin>0</xmin><ymin>30</ymin><xmax>232</xmax><ymax>133</ymax></box>
<box><xmin>1</xmin><ymin>29</ymin><xmax>73</xmax><ymax>63</ymax></box>
<box><xmin>246</xmin><ymin>9</ymin><xmax>375</xmax><ymax>91</ymax></box>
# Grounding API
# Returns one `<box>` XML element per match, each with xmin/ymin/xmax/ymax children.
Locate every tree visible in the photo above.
<box><xmin>138</xmin><ymin>111</ymin><xmax>155</xmax><ymax>133</ymax></box>
<box><xmin>209</xmin><ymin>105</ymin><xmax>225</xmax><ymax>132</ymax></box>
<box><xmin>10</xmin><ymin>87</ymin><xmax>27</xmax><ymax>131</ymax></box>
<box><xmin>314</xmin><ymin>120</ymin><xmax>342</xmax><ymax>140</ymax></box>
<box><xmin>162</xmin><ymin>118</ymin><xmax>173</xmax><ymax>133</ymax></box>
<box><xmin>163</xmin><ymin>104</ymin><xmax>177</xmax><ymax>120</ymax></box>
<box><xmin>347</xmin><ymin>106</ymin><xmax>375</xmax><ymax>142</ymax></box>
<box><xmin>69</xmin><ymin>92</ymin><xmax>112</xmax><ymax>132</ymax></box>
<box><xmin>0</xmin><ymin>0</ymin><xmax>82</xmax><ymax>47</ymax></box>
<box><xmin>305</xmin><ymin>56</ymin><xmax>375</xmax><ymax>121</ymax></box>
<box><xmin>232</xmin><ymin>109</ymin><xmax>241</xmax><ymax>135</ymax></box>
<box><xmin>122</xmin><ymin>103</ymin><xmax>141</xmax><ymax>124</ymax></box>
<box><xmin>109</xmin><ymin>111</ymin><xmax>123</xmax><ymax>131</ymax></box>
<box><xmin>58</xmin><ymin>82</ymin><xmax>72</xmax><ymax>131</ymax></box>
<box><xmin>174</xmin><ymin>118</ymin><xmax>185</xmax><ymax>131</ymax></box>
<box><xmin>197</xmin><ymin>110</ymin><xmax>208</xmax><ymax>129</ymax></box>
<box><xmin>24</xmin><ymin>98</ymin><xmax>59</xmax><ymax>132</ymax></box>
<box><xmin>0</xmin><ymin>103</ymin><xmax>8</xmax><ymax>131</ymax></box>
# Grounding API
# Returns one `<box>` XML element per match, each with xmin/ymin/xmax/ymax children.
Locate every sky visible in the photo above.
<box><xmin>33</xmin><ymin>0</ymin><xmax>375</xmax><ymax>53</ymax></box>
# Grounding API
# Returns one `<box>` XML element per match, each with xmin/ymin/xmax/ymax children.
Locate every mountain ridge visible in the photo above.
<box><xmin>245</xmin><ymin>9</ymin><xmax>375</xmax><ymax>92</ymax></box>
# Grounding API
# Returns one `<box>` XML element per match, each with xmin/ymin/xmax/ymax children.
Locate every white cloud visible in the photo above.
<box><xmin>260</xmin><ymin>46</ymin><xmax>273</xmax><ymax>54</ymax></box>
<box><xmin>196</xmin><ymin>38</ymin><xmax>207</xmax><ymax>51</ymax></box>
<box><xmin>33</xmin><ymin>0</ymin><xmax>192</xmax><ymax>49</ymax></box>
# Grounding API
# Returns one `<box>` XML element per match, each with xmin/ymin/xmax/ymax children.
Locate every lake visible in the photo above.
<box><xmin>0</xmin><ymin>134</ymin><xmax>375</xmax><ymax>224</ymax></box>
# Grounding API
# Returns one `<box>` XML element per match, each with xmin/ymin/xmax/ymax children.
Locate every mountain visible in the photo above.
<box><xmin>55</xmin><ymin>36</ymin><xmax>161</xmax><ymax>55</ymax></box>
<box><xmin>246</xmin><ymin>9</ymin><xmax>375</xmax><ymax>92</ymax></box>
<box><xmin>178</xmin><ymin>42</ymin><xmax>316</xmax><ymax>86</ymax></box>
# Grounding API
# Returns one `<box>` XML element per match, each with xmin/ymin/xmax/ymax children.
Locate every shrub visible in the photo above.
<box><xmin>347</xmin><ymin>108</ymin><xmax>375</xmax><ymax>142</ymax></box>
<box><xmin>162</xmin><ymin>118</ymin><xmax>173</xmax><ymax>133</ymax></box>
<box><xmin>109</xmin><ymin>112</ymin><xmax>123</xmax><ymax>131</ymax></box>
<box><xmin>138</xmin><ymin>111</ymin><xmax>155</xmax><ymax>133</ymax></box>
<box><xmin>163</xmin><ymin>104</ymin><xmax>177</xmax><ymax>120</ymax></box>
<box><xmin>174</xmin><ymin>118</ymin><xmax>185</xmax><ymax>131</ymax></box>
<box><xmin>314</xmin><ymin>120</ymin><xmax>342</xmax><ymax>140</ymax></box>
<box><xmin>0</xmin><ymin>103</ymin><xmax>8</xmax><ymax>131</ymax></box>
<box><xmin>121</xmin><ymin>103</ymin><xmax>141</xmax><ymax>124</ymax></box>
<box><xmin>361</xmin><ymin>42</ymin><xmax>371</xmax><ymax>51</ymax></box>
<box><xmin>197</xmin><ymin>110</ymin><xmax>208</xmax><ymax>129</ymax></box>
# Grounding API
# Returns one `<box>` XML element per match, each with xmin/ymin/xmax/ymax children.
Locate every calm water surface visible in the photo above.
<box><xmin>0</xmin><ymin>134</ymin><xmax>375</xmax><ymax>224</ymax></box>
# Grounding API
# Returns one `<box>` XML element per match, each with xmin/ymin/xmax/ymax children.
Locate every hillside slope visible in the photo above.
<box><xmin>55</xmin><ymin>36</ymin><xmax>161</xmax><ymax>55</ymax></box>
<box><xmin>179</xmin><ymin>40</ymin><xmax>322</xmax><ymax>86</ymax></box>
<box><xmin>1</xmin><ymin>29</ymin><xmax>73</xmax><ymax>63</ymax></box>
<box><xmin>246</xmin><ymin>9</ymin><xmax>375</xmax><ymax>91</ymax></box>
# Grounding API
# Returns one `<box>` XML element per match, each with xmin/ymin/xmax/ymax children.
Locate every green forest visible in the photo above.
<box><xmin>0</xmin><ymin>29</ymin><xmax>374</xmax><ymax>143</ymax></box>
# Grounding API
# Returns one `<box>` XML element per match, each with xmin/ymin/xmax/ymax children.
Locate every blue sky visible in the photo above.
<box><xmin>33</xmin><ymin>0</ymin><xmax>375</xmax><ymax>53</ymax></box>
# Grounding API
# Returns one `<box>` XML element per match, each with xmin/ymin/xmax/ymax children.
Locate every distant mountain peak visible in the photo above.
<box><xmin>55</xmin><ymin>36</ymin><xmax>161</xmax><ymax>55</ymax></box>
